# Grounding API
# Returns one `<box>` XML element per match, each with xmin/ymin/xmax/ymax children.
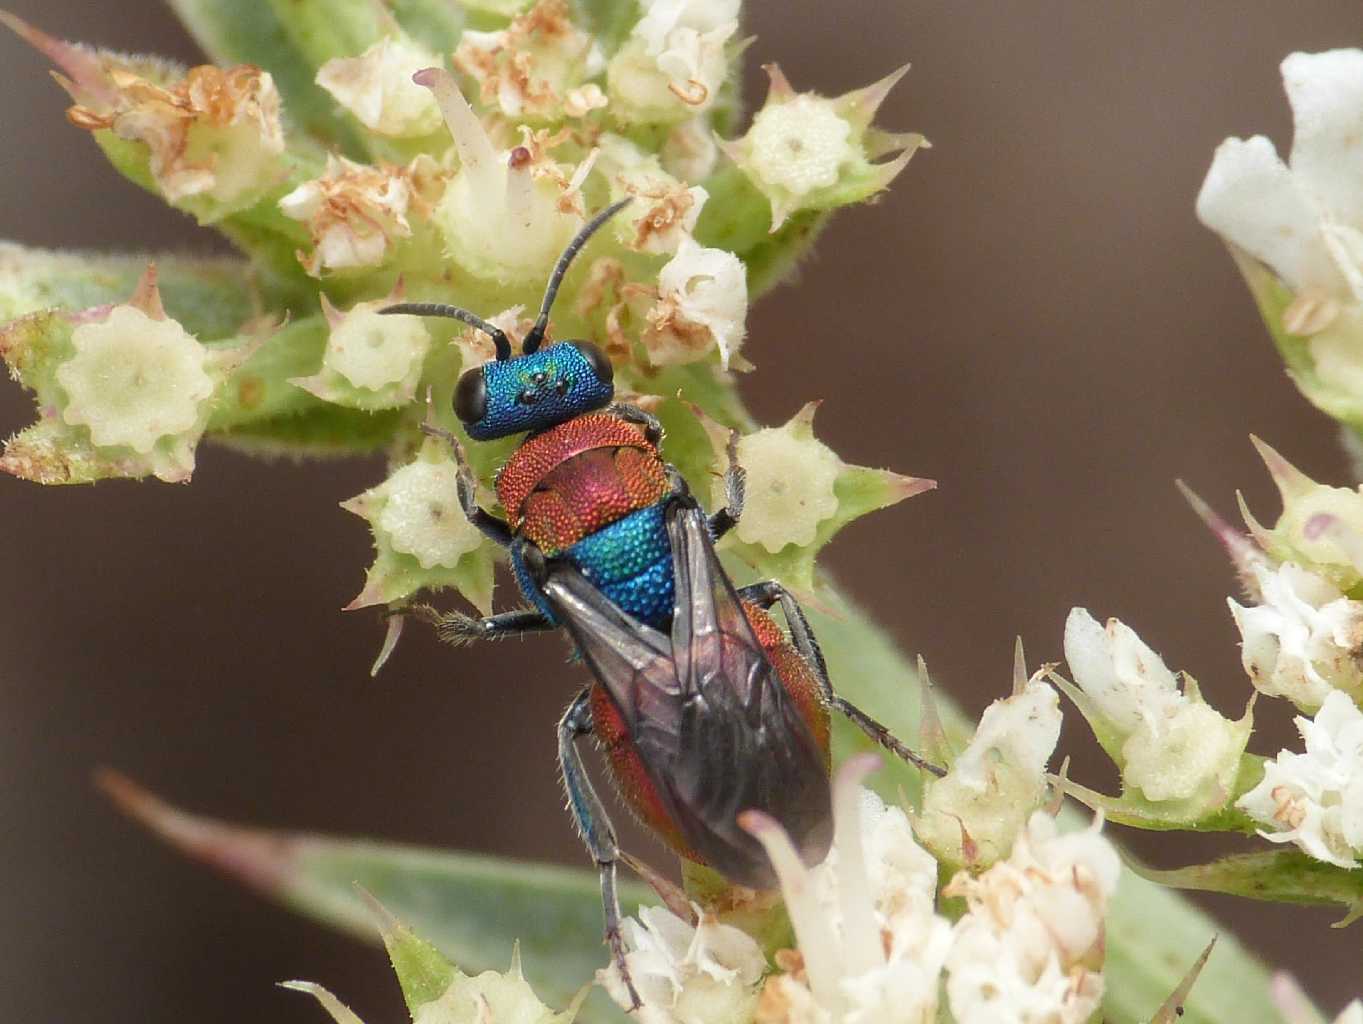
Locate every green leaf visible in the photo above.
<box><xmin>209</xmin><ymin>405</ymin><xmax>405</xmax><ymax>458</ymax></box>
<box><xmin>1132</xmin><ymin>849</ymin><xmax>1363</xmax><ymax>926</ymax></box>
<box><xmin>165</xmin><ymin>0</ymin><xmax>365</xmax><ymax>151</ymax></box>
<box><xmin>0</xmin><ymin>243</ymin><xmax>258</xmax><ymax>340</ymax></box>
<box><xmin>97</xmin><ymin>771</ymin><xmax>643</xmax><ymax>1023</ymax></box>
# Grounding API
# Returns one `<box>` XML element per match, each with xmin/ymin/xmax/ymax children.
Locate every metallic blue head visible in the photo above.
<box><xmin>377</xmin><ymin>197</ymin><xmax>632</xmax><ymax>439</ymax></box>
<box><xmin>456</xmin><ymin>340</ymin><xmax>614</xmax><ymax>440</ymax></box>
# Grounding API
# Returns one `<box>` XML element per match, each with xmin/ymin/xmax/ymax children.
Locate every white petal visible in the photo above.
<box><xmin>1284</xmin><ymin>50</ymin><xmax>1363</xmax><ymax>227</ymax></box>
<box><xmin>1196</xmin><ymin>136</ymin><xmax>1343</xmax><ymax>295</ymax></box>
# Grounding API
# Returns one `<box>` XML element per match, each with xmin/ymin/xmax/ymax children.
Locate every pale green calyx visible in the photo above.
<box><xmin>914</xmin><ymin>663</ymin><xmax>1063</xmax><ymax>869</ymax></box>
<box><xmin>731</xmin><ymin>402</ymin><xmax>840</xmax><ymax>553</ymax></box>
<box><xmin>719</xmin><ymin>63</ymin><xmax>927</xmax><ymax>231</ymax></box>
<box><xmin>291</xmin><ymin>296</ymin><xmax>431</xmax><ymax>410</ymax></box>
<box><xmin>1060</xmin><ymin>609</ymin><xmax>1253</xmax><ymax>816</ymax></box>
<box><xmin>58</xmin><ymin>305</ymin><xmax>213</xmax><ymax>455</ymax></box>
<box><xmin>316</xmin><ymin>35</ymin><xmax>445</xmax><ymax>138</ymax></box>
<box><xmin>1240</xmin><ymin>436</ymin><xmax>1363</xmax><ymax>595</ymax></box>
<box><xmin>341</xmin><ymin>437</ymin><xmax>494</xmax><ymax>613</ymax></box>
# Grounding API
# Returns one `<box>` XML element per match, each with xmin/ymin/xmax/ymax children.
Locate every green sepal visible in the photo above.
<box><xmin>0</xmin><ymin>243</ymin><xmax>260</xmax><ymax>338</ymax></box>
<box><xmin>210</xmin><ymin>405</ymin><xmax>405</xmax><ymax>458</ymax></box>
<box><xmin>729</xmin><ymin>461</ymin><xmax>935</xmax><ymax>593</ymax></box>
<box><xmin>1232</xmin><ymin>248</ymin><xmax>1363</xmax><ymax>432</ymax></box>
<box><xmin>1130</xmin><ymin>849</ymin><xmax>1363</xmax><ymax>927</ymax></box>
<box><xmin>380</xmin><ymin>916</ymin><xmax>458</xmax><ymax>1012</ymax></box>
<box><xmin>1051</xmin><ymin>752</ymin><xmax>1266</xmax><ymax>833</ymax></box>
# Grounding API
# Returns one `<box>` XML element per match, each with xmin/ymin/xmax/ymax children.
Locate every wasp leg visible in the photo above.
<box><xmin>708</xmin><ymin>430</ymin><xmax>745</xmax><ymax>540</ymax></box>
<box><xmin>738</xmin><ymin>581</ymin><xmax>946</xmax><ymax>778</ymax></box>
<box><xmin>418</xmin><ymin>422</ymin><xmax>513</xmax><ymax>547</ymax></box>
<box><xmin>415</xmin><ymin>606</ymin><xmax>555</xmax><ymax>647</ymax></box>
<box><xmin>606</xmin><ymin>402</ymin><xmax>664</xmax><ymax>447</ymax></box>
<box><xmin>558</xmin><ymin>688</ymin><xmax>641</xmax><ymax>1010</ymax></box>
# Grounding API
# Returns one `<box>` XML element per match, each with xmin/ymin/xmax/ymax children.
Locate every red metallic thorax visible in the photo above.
<box><xmin>495</xmin><ymin>414</ymin><xmax>669</xmax><ymax>554</ymax></box>
<box><xmin>591</xmin><ymin>601</ymin><xmax>832</xmax><ymax>865</ymax></box>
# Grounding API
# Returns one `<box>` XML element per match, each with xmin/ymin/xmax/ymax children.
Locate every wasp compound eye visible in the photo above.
<box><xmin>567</xmin><ymin>341</ymin><xmax>613</xmax><ymax>385</ymax></box>
<box><xmin>454</xmin><ymin>366</ymin><xmax>488</xmax><ymax>425</ymax></box>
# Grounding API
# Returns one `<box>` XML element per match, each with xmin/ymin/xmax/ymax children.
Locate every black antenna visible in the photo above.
<box><xmin>380</xmin><ymin>302</ymin><xmax>513</xmax><ymax>361</ymax></box>
<box><xmin>522</xmin><ymin>197</ymin><xmax>633</xmax><ymax>355</ymax></box>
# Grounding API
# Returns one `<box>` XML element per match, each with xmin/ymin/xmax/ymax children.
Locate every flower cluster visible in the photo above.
<box><xmin>0</xmin><ymin>0</ymin><xmax>927</xmax><ymax>627</ymax></box>
<box><xmin>603</xmin><ymin>758</ymin><xmax>1120</xmax><ymax>1024</ymax></box>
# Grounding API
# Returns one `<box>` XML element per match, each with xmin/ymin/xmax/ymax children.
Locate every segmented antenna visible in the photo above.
<box><xmin>522</xmin><ymin>197</ymin><xmax>633</xmax><ymax>355</ymax></box>
<box><xmin>379</xmin><ymin>302</ymin><xmax>513</xmax><ymax>362</ymax></box>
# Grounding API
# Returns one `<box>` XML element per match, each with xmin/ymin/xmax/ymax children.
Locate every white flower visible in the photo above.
<box><xmin>1231</xmin><ymin>561</ymin><xmax>1363</xmax><ymax>712</ymax></box>
<box><xmin>598</xmin><ymin>904</ymin><xmax>766</xmax><ymax>1024</ymax></box>
<box><xmin>279</xmin><ymin>155</ymin><xmax>439</xmax><ymax>276</ymax></box>
<box><xmin>1197</xmin><ymin>50</ymin><xmax>1363</xmax><ymax>306</ymax></box>
<box><xmin>1062</xmin><ymin>609</ymin><xmax>1252</xmax><ymax>808</ymax></box>
<box><xmin>914</xmin><ymin>674</ymin><xmax>1062</xmax><ymax>868</ymax></box>
<box><xmin>944</xmin><ymin>812</ymin><xmax>1118</xmax><ymax>1024</ymax></box>
<box><xmin>744</xmin><ymin>755</ymin><xmax>954</xmax><ymax>1024</ymax></box>
<box><xmin>316</xmin><ymin>36</ymin><xmax>444</xmax><ymax>137</ymax></box>
<box><xmin>607</xmin><ymin>0</ymin><xmax>738</xmax><ymax>124</ymax></box>
<box><xmin>419</xmin><ymin>69</ymin><xmax>584</xmax><ymax>285</ymax></box>
<box><xmin>1237</xmin><ymin>690</ymin><xmax>1363</xmax><ymax>869</ymax></box>
<box><xmin>641</xmin><ymin>236</ymin><xmax>747</xmax><ymax>367</ymax></box>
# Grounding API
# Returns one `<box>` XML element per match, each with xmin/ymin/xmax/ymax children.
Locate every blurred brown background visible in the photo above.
<box><xmin>1</xmin><ymin>2</ymin><xmax>1359</xmax><ymax>1021</ymax></box>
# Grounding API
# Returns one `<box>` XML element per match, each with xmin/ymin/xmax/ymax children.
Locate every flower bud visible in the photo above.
<box><xmin>914</xmin><ymin>668</ymin><xmax>1063</xmax><ymax>869</ymax></box>
<box><xmin>1230</xmin><ymin>561</ymin><xmax>1363</xmax><ymax>713</ymax></box>
<box><xmin>316</xmin><ymin>35</ymin><xmax>445</xmax><ymax>137</ymax></box>
<box><xmin>719</xmin><ymin>63</ymin><xmax>926</xmax><ymax>230</ymax></box>
<box><xmin>1237</xmin><ymin>690</ymin><xmax>1363</xmax><ymax>869</ymax></box>
<box><xmin>606</xmin><ymin>0</ymin><xmax>739</xmax><ymax>124</ymax></box>
<box><xmin>342</xmin><ymin>436</ymin><xmax>493</xmax><ymax>612</ymax></box>
<box><xmin>1060</xmin><ymin>609</ymin><xmax>1253</xmax><ymax>817</ymax></box>
<box><xmin>290</xmin><ymin>295</ymin><xmax>431</xmax><ymax>410</ymax></box>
